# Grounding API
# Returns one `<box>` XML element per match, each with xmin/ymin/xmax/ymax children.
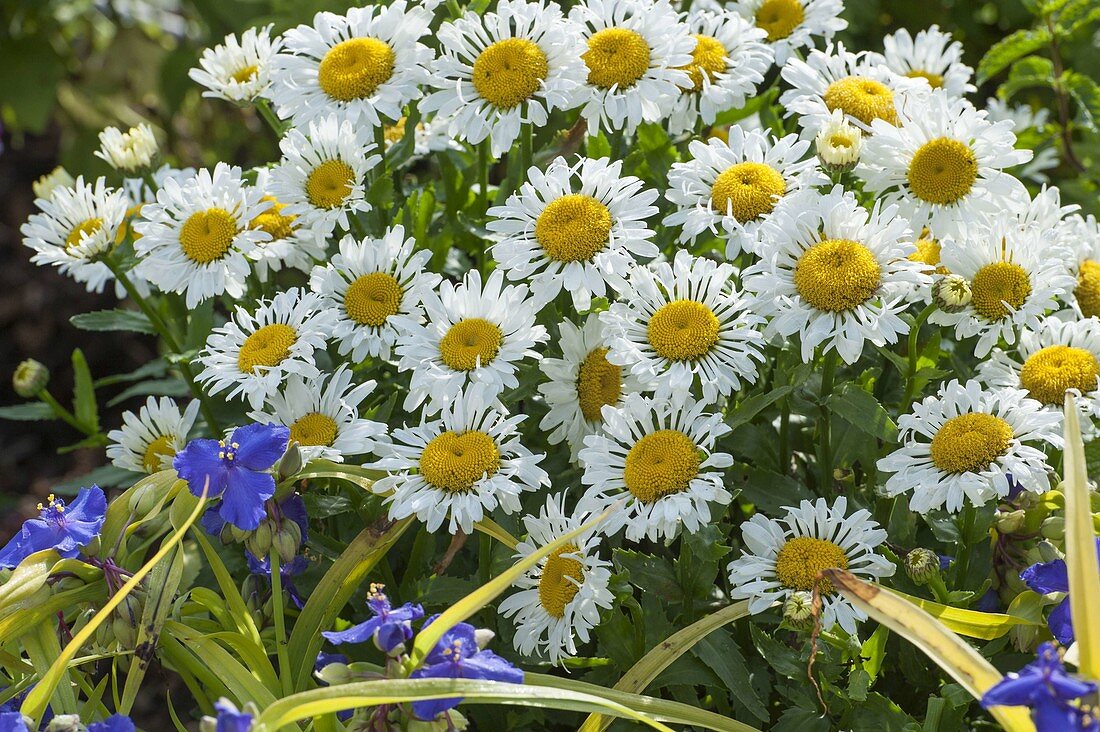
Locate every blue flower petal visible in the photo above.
<box><xmin>280</xmin><ymin>494</ymin><xmax>309</xmax><ymax>543</ymax></box>
<box><xmin>1021</xmin><ymin>559</ymin><xmax>1070</xmax><ymax>595</ymax></box>
<box><xmin>410</xmin><ymin>662</ymin><xmax>464</xmax><ymax>720</ymax></box>
<box><xmin>231</xmin><ymin>423</ymin><xmax>289</xmax><ymax>471</ymax></box>
<box><xmin>0</xmin><ymin>711</ymin><xmax>29</xmax><ymax>732</ymax></box>
<box><xmin>981</xmin><ymin>673</ymin><xmax>1045</xmax><ymax>707</ymax></box>
<box><xmin>213</xmin><ymin>699</ymin><xmax>254</xmax><ymax>732</ymax></box>
<box><xmin>374</xmin><ymin>621</ymin><xmax>414</xmax><ymax>653</ymax></box>
<box><xmin>460</xmin><ymin>650</ymin><xmax>524</xmax><ymax>684</ymax></box>
<box><xmin>174</xmin><ymin>439</ymin><xmax>230</xmax><ymax>498</ymax></box>
<box><xmin>1048</xmin><ymin>597</ymin><xmax>1075</xmax><ymax>645</ymax></box>
<box><xmin>87</xmin><ymin>714</ymin><xmax>136</xmax><ymax>732</ymax></box>
<box><xmin>201</xmin><ymin>505</ymin><xmax>227</xmax><ymax>538</ymax></box>
<box><xmin>218</xmin><ymin>468</ymin><xmax>275</xmax><ymax>531</ymax></box>
<box><xmin>322</xmin><ymin>618</ymin><xmax>381</xmax><ymax>645</ymax></box>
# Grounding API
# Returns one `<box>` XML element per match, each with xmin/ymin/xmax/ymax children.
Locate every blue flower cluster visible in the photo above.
<box><xmin>0</xmin><ymin>487</ymin><xmax>106</xmax><ymax>569</ymax></box>
<box><xmin>982</xmin><ymin>643</ymin><xmax>1099</xmax><ymax>731</ymax></box>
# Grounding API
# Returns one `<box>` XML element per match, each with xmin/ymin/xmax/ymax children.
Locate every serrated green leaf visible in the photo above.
<box><xmin>977</xmin><ymin>27</ymin><xmax>1052</xmax><ymax>83</ymax></box>
<box><xmin>826</xmin><ymin>384</ymin><xmax>897</xmax><ymax>442</ymax></box>
<box><xmin>727</xmin><ymin>385</ymin><xmax>797</xmax><ymax>432</ymax></box>
<box><xmin>0</xmin><ymin>402</ymin><xmax>55</xmax><ymax>421</ymax></box>
<box><xmin>1065</xmin><ymin>71</ymin><xmax>1100</xmax><ymax>131</ymax></box>
<box><xmin>694</xmin><ymin>631</ymin><xmax>769</xmax><ymax>723</ymax></box>
<box><xmin>999</xmin><ymin>56</ymin><xmax>1055</xmax><ymax>98</ymax></box>
<box><xmin>70</xmin><ymin>349</ymin><xmax>98</xmax><ymax>433</ymax></box>
<box><xmin>70</xmin><ymin>309</ymin><xmax>155</xmax><ymax>335</ymax></box>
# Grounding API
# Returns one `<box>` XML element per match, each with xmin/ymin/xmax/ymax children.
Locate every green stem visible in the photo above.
<box><xmin>478</xmin><ymin>141</ymin><xmax>490</xmax><ymax>215</ymax></box>
<box><xmin>520</xmin><ymin>123</ymin><xmax>534</xmax><ymax>177</ymax></box>
<box><xmin>37</xmin><ymin>389</ymin><xmax>91</xmax><ymax>435</ymax></box>
<box><xmin>954</xmin><ymin>505</ymin><xmax>976</xmax><ymax>587</ymax></box>
<box><xmin>817</xmin><ymin>350</ymin><xmax>838</xmax><ymax>495</ymax></box>
<box><xmin>901</xmin><ymin>303</ymin><xmax>936</xmax><ymax>410</ymax></box>
<box><xmin>269</xmin><ymin>552</ymin><xmax>294</xmax><ymax>697</ymax></box>
<box><xmin>255</xmin><ymin>99</ymin><xmax>286</xmax><ymax>138</ymax></box>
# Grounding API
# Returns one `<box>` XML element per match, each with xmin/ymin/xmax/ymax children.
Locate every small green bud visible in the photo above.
<box><xmin>129</xmin><ymin>482</ymin><xmax>161</xmax><ymax>516</ymax></box>
<box><xmin>82</xmin><ymin>536</ymin><xmax>101</xmax><ymax>559</ymax></box>
<box><xmin>995</xmin><ymin>509</ymin><xmax>1026</xmax><ymax>535</ymax></box>
<box><xmin>905</xmin><ymin>548</ymin><xmax>940</xmax><ymax>585</ymax></box>
<box><xmin>782</xmin><ymin>590</ymin><xmax>815</xmax><ymax>630</ymax></box>
<box><xmin>229</xmin><ymin>524</ymin><xmax>250</xmax><ymax>543</ymax></box>
<box><xmin>1037</xmin><ymin>540</ymin><xmax>1062</xmax><ymax>563</ymax></box>
<box><xmin>272</xmin><ymin>519</ymin><xmax>303</xmax><ymax>564</ymax></box>
<box><xmin>1040</xmin><ymin>516</ymin><xmax>1065</xmax><ymax>541</ymax></box>
<box><xmin>245</xmin><ymin>520</ymin><xmax>275</xmax><ymax>558</ymax></box>
<box><xmin>315</xmin><ymin>661</ymin><xmax>353</xmax><ymax>686</ymax></box>
<box><xmin>13</xmin><ymin>359</ymin><xmax>49</xmax><ymax>398</ymax></box>
<box><xmin>278</xmin><ymin>441</ymin><xmax>303</xmax><ymax>480</ymax></box>
<box><xmin>52</xmin><ymin>576</ymin><xmax>86</xmax><ymax>593</ymax></box>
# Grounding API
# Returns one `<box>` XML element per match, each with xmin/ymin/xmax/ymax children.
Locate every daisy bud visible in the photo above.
<box><xmin>96</xmin><ymin>123</ymin><xmax>159</xmax><ymax>174</ymax></box>
<box><xmin>904</xmin><ymin>548</ymin><xmax>940</xmax><ymax>585</ymax></box>
<box><xmin>32</xmin><ymin>166</ymin><xmax>74</xmax><ymax>200</ymax></box>
<box><xmin>13</xmin><ymin>358</ymin><xmax>49</xmax><ymax>398</ymax></box>
<box><xmin>815</xmin><ymin>110</ymin><xmax>862</xmax><ymax>173</ymax></box>
<box><xmin>782</xmin><ymin>590</ymin><xmax>815</xmax><ymax>630</ymax></box>
<box><xmin>931</xmin><ymin>274</ymin><xmax>972</xmax><ymax>312</ymax></box>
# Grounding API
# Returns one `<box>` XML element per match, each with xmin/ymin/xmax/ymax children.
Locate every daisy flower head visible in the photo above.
<box><xmin>499</xmin><ymin>493</ymin><xmax>614</xmax><ymax>664</ymax></box>
<box><xmin>577</xmin><ymin>393</ymin><xmax>733</xmax><ymax>542</ymax></box>
<box><xmin>664</xmin><ymin>126</ymin><xmax>827</xmax><ymax>258</ymax></box>
<box><xmin>731</xmin><ymin>0</ymin><xmax>847</xmax><ymax>65</ymax></box>
<box><xmin>601</xmin><ymin>249</ymin><xmax>765</xmax><ymax>405</ymax></box>
<box><xmin>487</xmin><ymin>155</ymin><xmax>659</xmax><ymax>310</ymax></box>
<box><xmin>666</xmin><ymin>10</ymin><xmax>773</xmax><ymax>136</ymax></box>
<box><xmin>857</xmin><ymin>90</ymin><xmax>1032</xmax><ymax>238</ymax></box>
<box><xmin>189</xmin><ymin>25</ymin><xmax>280</xmax><ymax>104</ymax></box>
<box><xmin>198</xmin><ymin>288</ymin><xmax>336</xmax><ymax>409</ymax></box>
<box><xmin>570</xmin><ymin>0</ymin><xmax>695</xmax><ymax>135</ymax></box>
<box><xmin>310</xmin><ymin>226</ymin><xmax>440</xmax><ymax>363</ymax></box>
<box><xmin>1058</xmin><ymin>214</ymin><xmax>1100</xmax><ymax>319</ymax></box>
<box><xmin>742</xmin><ymin>185</ymin><xmax>929</xmax><ymax>364</ymax></box>
<box><xmin>247</xmin><ymin>167</ymin><xmax>328</xmax><ymax>281</ymax></box>
<box><xmin>538</xmin><ymin>314</ymin><xmax>645</xmax><ymax>461</ymax></box>
<box><xmin>421</xmin><ymin>0</ymin><xmax>586</xmax><ymax>157</ymax></box>
<box><xmin>248</xmin><ymin>366</ymin><xmax>386</xmax><ymax>463</ymax></box>
<box><xmin>726</xmin><ymin>497</ymin><xmax>894</xmax><ymax>635</ymax></box>
<box><xmin>132</xmin><ymin>163</ymin><xmax>271</xmax><ymax>307</ymax></box>
<box><xmin>381</xmin><ymin>113</ymin><xmax>464</xmax><ymax>162</ymax></box>
<box><xmin>881</xmin><ymin>25</ymin><xmax>975</xmax><ymax>100</ymax></box>
<box><xmin>96</xmin><ymin>123</ymin><xmax>158</xmax><ymax>174</ymax></box>
<box><xmin>372</xmin><ymin>383</ymin><xmax>549</xmax><ymax>534</ymax></box>
<box><xmin>270</xmin><ymin>2</ymin><xmax>433</xmax><ymax>129</ymax></box>
<box><xmin>393</xmin><ymin>268</ymin><xmax>548</xmax><ymax>415</ymax></box>
<box><xmin>107</xmin><ymin>397</ymin><xmax>200</xmax><ymax>474</ymax></box>
<box><xmin>877</xmin><ymin>380</ymin><xmax>1061</xmax><ymax>514</ymax></box>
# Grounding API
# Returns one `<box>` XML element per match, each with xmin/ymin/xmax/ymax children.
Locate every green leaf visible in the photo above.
<box><xmin>0</xmin><ymin>550</ymin><xmax>58</xmax><ymax>622</ymax></box>
<box><xmin>70</xmin><ymin>349</ymin><xmax>98</xmax><ymax>433</ymax></box>
<box><xmin>999</xmin><ymin>57</ymin><xmax>1054</xmax><ymax>99</ymax></box>
<box><xmin>694</xmin><ymin>631</ymin><xmax>769</xmax><ymax>723</ymax></box>
<box><xmin>0</xmin><ymin>36</ymin><xmax>64</xmax><ymax>132</ymax></box>
<box><xmin>586</xmin><ymin>131</ymin><xmax>612</xmax><ymax>159</ymax></box>
<box><xmin>727</xmin><ymin>385</ymin><xmax>797</xmax><ymax>432</ymax></box>
<box><xmin>0</xmin><ymin>403</ymin><xmax>55</xmax><ymax>421</ymax></box>
<box><xmin>70</xmin><ymin>309</ymin><xmax>156</xmax><ymax>335</ymax></box>
<box><xmin>977</xmin><ymin>27</ymin><xmax>1052</xmax><ymax>83</ymax></box>
<box><xmin>886</xmin><ymin>588</ymin><xmax>1043</xmax><ymax>639</ymax></box>
<box><xmin>730</xmin><ymin>464</ymin><xmax>807</xmax><ymax>515</ymax></box>
<box><xmin>1062</xmin><ymin>396</ymin><xmax>1100</xmax><ymax>679</ymax></box>
<box><xmin>1065</xmin><ymin>71</ymin><xmax>1100</xmax><ymax>131</ymax></box>
<box><xmin>614</xmin><ymin>549</ymin><xmax>680</xmax><ymax>596</ymax></box>
<box><xmin>106</xmin><ymin>378</ymin><xmax>190</xmax><ymax>407</ymax></box>
<box><xmin>120</xmin><ymin>545</ymin><xmax>185</xmax><ymax>714</ymax></box>
<box><xmin>826</xmin><ymin>384</ymin><xmax>897</xmax><ymax>442</ymax></box>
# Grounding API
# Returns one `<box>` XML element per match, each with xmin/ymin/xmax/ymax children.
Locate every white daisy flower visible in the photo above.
<box><xmin>985</xmin><ymin>97</ymin><xmax>1059</xmax><ymax>184</ymax></box>
<box><xmin>309</xmin><ymin>226</ymin><xmax>441</xmax><ymax>362</ymax></box>
<box><xmin>731</xmin><ymin>0</ymin><xmax>847</xmax><ymax>65</ymax></box>
<box><xmin>499</xmin><ymin>493</ymin><xmax>614</xmax><ymax>664</ymax></box>
<box><xmin>421</xmin><ymin>0</ymin><xmax>586</xmax><ymax>157</ymax></box>
<box><xmin>487</xmin><ymin>155</ymin><xmax>659</xmax><ymax>310</ymax></box>
<box><xmin>95</xmin><ymin>123</ymin><xmax>158</xmax><ymax>174</ymax></box>
<box><xmin>270</xmin><ymin>2</ymin><xmax>433</xmax><ymax>130</ymax></box>
<box><xmin>248</xmin><ymin>366</ymin><xmax>386</xmax><ymax>463</ymax></box>
<box><xmin>857</xmin><ymin>90</ymin><xmax>1032</xmax><ymax>238</ymax></box>
<box><xmin>742</xmin><ymin>186</ymin><xmax>929</xmax><ymax>364</ymax></box>
<box><xmin>32</xmin><ymin>166</ymin><xmax>75</xmax><ymax>200</ymax></box>
<box><xmin>571</xmin><ymin>0</ymin><xmax>695</xmax><ymax>135</ymax></box>
<box><xmin>197</xmin><ymin>288</ymin><xmax>336</xmax><ymax>409</ymax></box>
<box><xmin>189</xmin><ymin>25</ymin><xmax>280</xmax><ymax>104</ymax></box>
<box><xmin>726</xmin><ymin>496</ymin><xmax>894</xmax><ymax>635</ymax></box>
<box><xmin>814</xmin><ymin>108</ymin><xmax>862</xmax><ymax>171</ymax></box>
<box><xmin>538</xmin><ymin>314</ymin><xmax>644</xmax><ymax>461</ymax></box>
<box><xmin>577</xmin><ymin>393</ymin><xmax>733</xmax><ymax>542</ymax></box>
<box><xmin>248</xmin><ymin>168</ymin><xmax>329</xmax><ymax>281</ymax></box>
<box><xmin>106</xmin><ymin>397</ymin><xmax>200</xmax><ymax>474</ymax></box>
<box><xmin>393</xmin><ymin>269</ymin><xmax>548</xmax><ymax>415</ymax></box>
<box><xmin>601</xmin><ymin>249</ymin><xmax>765</xmax><ymax>405</ymax></box>
<box><xmin>133</xmin><ymin>163</ymin><xmax>271</xmax><ymax>308</ymax></box>
<box><xmin>878</xmin><ymin>380</ymin><xmax>1061</xmax><ymax>514</ymax></box>
<box><xmin>1061</xmin><ymin>213</ymin><xmax>1100</xmax><ymax>319</ymax></box>
<box><xmin>666</xmin><ymin>10</ymin><xmax>773</xmax><ymax>136</ymax></box>
<box><xmin>881</xmin><ymin>25</ymin><xmax>975</xmax><ymax>100</ymax></box>
<box><xmin>267</xmin><ymin>114</ymin><xmax>380</xmax><ymax>239</ymax></box>
<box><xmin>371</xmin><ymin>383</ymin><xmax>549</xmax><ymax>534</ymax></box>
<box><xmin>663</xmin><ymin>126</ymin><xmax>827</xmax><ymax>258</ymax></box>
<box><xmin>1014</xmin><ymin>184</ymin><xmax>1079</xmax><ymax>234</ymax></box>
<box><xmin>381</xmin><ymin>113</ymin><xmax>464</xmax><ymax>162</ymax></box>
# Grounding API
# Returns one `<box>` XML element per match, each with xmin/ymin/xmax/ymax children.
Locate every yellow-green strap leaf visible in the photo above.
<box><xmin>1063</xmin><ymin>395</ymin><xmax>1100</xmax><ymax>679</ymax></box>
<box><xmin>885</xmin><ymin>588</ymin><xmax>1043</xmax><ymax>640</ymax></box>
<box><xmin>0</xmin><ymin>549</ymin><xmax>58</xmax><ymax>621</ymax></box>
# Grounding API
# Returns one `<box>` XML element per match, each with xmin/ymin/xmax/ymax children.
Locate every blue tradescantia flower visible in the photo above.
<box><xmin>409</xmin><ymin>618</ymin><xmax>524</xmax><ymax>721</ymax></box>
<box><xmin>0</xmin><ymin>487</ymin><xmax>106</xmax><ymax>568</ymax></box>
<box><xmin>202</xmin><ymin>699</ymin><xmax>254</xmax><ymax>732</ymax></box>
<box><xmin>1020</xmin><ymin>537</ymin><xmax>1100</xmax><ymax>645</ymax></box>
<box><xmin>245</xmin><ymin>552</ymin><xmax>310</xmax><ymax>609</ymax></box>
<box><xmin>174</xmin><ymin>423</ymin><xmax>289</xmax><ymax>531</ymax></box>
<box><xmin>981</xmin><ymin>642</ymin><xmax>1099</xmax><ymax>731</ymax></box>
<box><xmin>322</xmin><ymin>583</ymin><xmax>424</xmax><ymax>653</ymax></box>
<box><xmin>0</xmin><ymin>712</ymin><xmax>28</xmax><ymax>732</ymax></box>
<box><xmin>86</xmin><ymin>714</ymin><xmax>136</xmax><ymax>732</ymax></box>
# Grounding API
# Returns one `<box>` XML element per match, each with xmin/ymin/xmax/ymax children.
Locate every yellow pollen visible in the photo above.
<box><xmin>710</xmin><ymin>162</ymin><xmax>787</xmax><ymax>222</ymax></box>
<box><xmin>754</xmin><ymin>0</ymin><xmax>805</xmax><ymax>42</ymax></box>
<box><xmin>774</xmin><ymin>536</ymin><xmax>848</xmax><ymax>593</ymax></box>
<box><xmin>419</xmin><ymin>430</ymin><xmax>500</xmax><ymax>493</ymax></box>
<box><xmin>647</xmin><ymin>300</ymin><xmax>720</xmax><ymax>362</ymax></box>
<box><xmin>909</xmin><ymin>234</ymin><xmax>948</xmax><ymax>275</ymax></box>
<box><xmin>142</xmin><ymin>434</ymin><xmax>176</xmax><ymax>473</ymax></box>
<box><xmin>538</xmin><ymin>544</ymin><xmax>585</xmax><ymax>618</ymax></box>
<box><xmin>930</xmin><ymin>412</ymin><xmax>1013</xmax><ymax>474</ymax></box>
<box><xmin>970</xmin><ymin>261</ymin><xmax>1031</xmax><ymax>321</ymax></box>
<box><xmin>1076</xmin><ymin>260</ymin><xmax>1100</xmax><ymax>318</ymax></box>
<box><xmin>534</xmin><ymin>194</ymin><xmax>613</xmax><ymax>263</ymax></box>
<box><xmin>439</xmin><ymin>318</ymin><xmax>503</xmax><ymax>371</ymax></box>
<box><xmin>680</xmin><ymin>34</ymin><xmax>727</xmax><ymax>91</ymax></box>
<box><xmin>907</xmin><ymin>137</ymin><xmax>977</xmax><ymax>205</ymax></box>
<box><xmin>344</xmin><ymin>272</ymin><xmax>403</xmax><ymax>327</ymax></box>
<box><xmin>576</xmin><ymin>347</ymin><xmax>622</xmax><ymax>422</ymax></box>
<box><xmin>1019</xmin><ymin>345</ymin><xmax>1100</xmax><ymax>405</ymax></box>
<box><xmin>180</xmin><ymin>208</ymin><xmax>237</xmax><ymax>264</ymax></box>
<box><xmin>65</xmin><ymin>218</ymin><xmax>104</xmax><ymax>251</ymax></box>
<box><xmin>317</xmin><ymin>37</ymin><xmax>395</xmax><ymax>101</ymax></box>
<box><xmin>250</xmin><ymin>196</ymin><xmax>297</xmax><ymax>240</ymax></box>
<box><xmin>906</xmin><ymin>69</ymin><xmax>944</xmax><ymax>89</ymax></box>
<box><xmin>306</xmin><ymin>159</ymin><xmax>356</xmax><ymax>210</ymax></box>
<box><xmin>622</xmin><ymin>429</ymin><xmax>700</xmax><ymax>503</ymax></box>
<box><xmin>472</xmin><ymin>38</ymin><xmax>549</xmax><ymax>109</ymax></box>
<box><xmin>238</xmin><ymin>323</ymin><xmax>297</xmax><ymax>373</ymax></box>
<box><xmin>823</xmin><ymin>76</ymin><xmax>897</xmax><ymax>126</ymax></box>
<box><xmin>794</xmin><ymin>238</ymin><xmax>882</xmax><ymax>312</ymax></box>
<box><xmin>290</xmin><ymin>412</ymin><xmax>339</xmax><ymax>447</ymax></box>
<box><xmin>231</xmin><ymin>65</ymin><xmax>259</xmax><ymax>84</ymax></box>
<box><xmin>384</xmin><ymin>116</ymin><xmax>408</xmax><ymax>146</ymax></box>
<box><xmin>583</xmin><ymin>28</ymin><xmax>651</xmax><ymax>91</ymax></box>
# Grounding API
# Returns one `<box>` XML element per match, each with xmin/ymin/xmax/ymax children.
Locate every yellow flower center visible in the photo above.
<box><xmin>909</xmin><ymin>235</ymin><xmax>948</xmax><ymax>275</ymax></box>
<box><xmin>907</xmin><ymin>137</ymin><xmax>978</xmax><ymax>205</ymax></box>
<box><xmin>583</xmin><ymin>28</ymin><xmax>651</xmax><ymax>90</ymax></box>
<box><xmin>647</xmin><ymin>300</ymin><xmax>720</xmax><ymax>362</ymax></box>
<box><xmin>65</xmin><ymin>218</ymin><xmax>104</xmax><ymax>251</ymax></box>
<box><xmin>623</xmin><ymin>429</ymin><xmax>700</xmax><ymax>504</ymax></box>
<box><xmin>306</xmin><ymin>159</ymin><xmax>356</xmax><ymax>210</ymax></box>
<box><xmin>1076</xmin><ymin>260</ymin><xmax>1100</xmax><ymax>318</ymax></box>
<box><xmin>970</xmin><ymin>262</ymin><xmax>1031</xmax><ymax>322</ymax></box>
<box><xmin>289</xmin><ymin>412</ymin><xmax>339</xmax><ymax>447</ymax></box>
<box><xmin>774</xmin><ymin>536</ymin><xmax>848</xmax><ymax>593</ymax></box>
<box><xmin>680</xmin><ymin>34</ymin><xmax>727</xmax><ymax>91</ymax></box>
<box><xmin>534</xmin><ymin>194</ymin><xmax>613</xmax><ymax>263</ymax></box>
<box><xmin>384</xmin><ymin>116</ymin><xmax>408</xmax><ymax>146</ymax></box>
<box><xmin>823</xmin><ymin>76</ymin><xmax>897</xmax><ymax>126</ymax></box>
<box><xmin>142</xmin><ymin>434</ymin><xmax>176</xmax><ymax>473</ymax></box>
<box><xmin>419</xmin><ymin>430</ymin><xmax>501</xmax><ymax>493</ymax></box>
<box><xmin>710</xmin><ymin>161</ymin><xmax>787</xmax><ymax>222</ymax></box>
<box><xmin>539</xmin><ymin>544</ymin><xmax>585</xmax><ymax>618</ymax></box>
<box><xmin>317</xmin><ymin>38</ymin><xmax>396</xmax><ymax>101</ymax></box>
<box><xmin>754</xmin><ymin>0</ymin><xmax>805</xmax><ymax>42</ymax></box>
<box><xmin>906</xmin><ymin>69</ymin><xmax>944</xmax><ymax>89</ymax></box>
<box><xmin>344</xmin><ymin>272</ymin><xmax>403</xmax><ymax>327</ymax></box>
<box><xmin>439</xmin><ymin>318</ymin><xmax>503</xmax><ymax>371</ymax></box>
<box><xmin>930</xmin><ymin>412</ymin><xmax>1014</xmax><ymax>474</ymax></box>
<box><xmin>794</xmin><ymin>238</ymin><xmax>882</xmax><ymax>312</ymax></box>
<box><xmin>250</xmin><ymin>196</ymin><xmax>297</xmax><ymax>240</ymax></box>
<box><xmin>472</xmin><ymin>38</ymin><xmax>549</xmax><ymax>109</ymax></box>
<box><xmin>231</xmin><ymin>65</ymin><xmax>259</xmax><ymax>84</ymax></box>
<box><xmin>117</xmin><ymin>204</ymin><xmax>144</xmax><ymax>245</ymax></box>
<box><xmin>1019</xmin><ymin>345</ymin><xmax>1100</xmax><ymax>405</ymax></box>
<box><xmin>238</xmin><ymin>323</ymin><xmax>297</xmax><ymax>373</ymax></box>
<box><xmin>180</xmin><ymin>208</ymin><xmax>237</xmax><ymax>264</ymax></box>
<box><xmin>576</xmin><ymin>347</ymin><xmax>622</xmax><ymax>422</ymax></box>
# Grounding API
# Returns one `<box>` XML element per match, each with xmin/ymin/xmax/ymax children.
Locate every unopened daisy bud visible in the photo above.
<box><xmin>904</xmin><ymin>548</ymin><xmax>940</xmax><ymax>585</ymax></box>
<box><xmin>815</xmin><ymin>110</ymin><xmax>861</xmax><ymax>173</ymax></box>
<box><xmin>995</xmin><ymin>509</ymin><xmax>1026</xmax><ymax>535</ymax></box>
<box><xmin>32</xmin><ymin>166</ymin><xmax>74</xmax><ymax>199</ymax></box>
<box><xmin>932</xmin><ymin>274</ymin><xmax>972</xmax><ymax>312</ymax></box>
<box><xmin>96</xmin><ymin>123</ymin><xmax>158</xmax><ymax>174</ymax></box>
<box><xmin>782</xmin><ymin>590</ymin><xmax>815</xmax><ymax>630</ymax></box>
<box><xmin>13</xmin><ymin>358</ymin><xmax>49</xmax><ymax>397</ymax></box>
